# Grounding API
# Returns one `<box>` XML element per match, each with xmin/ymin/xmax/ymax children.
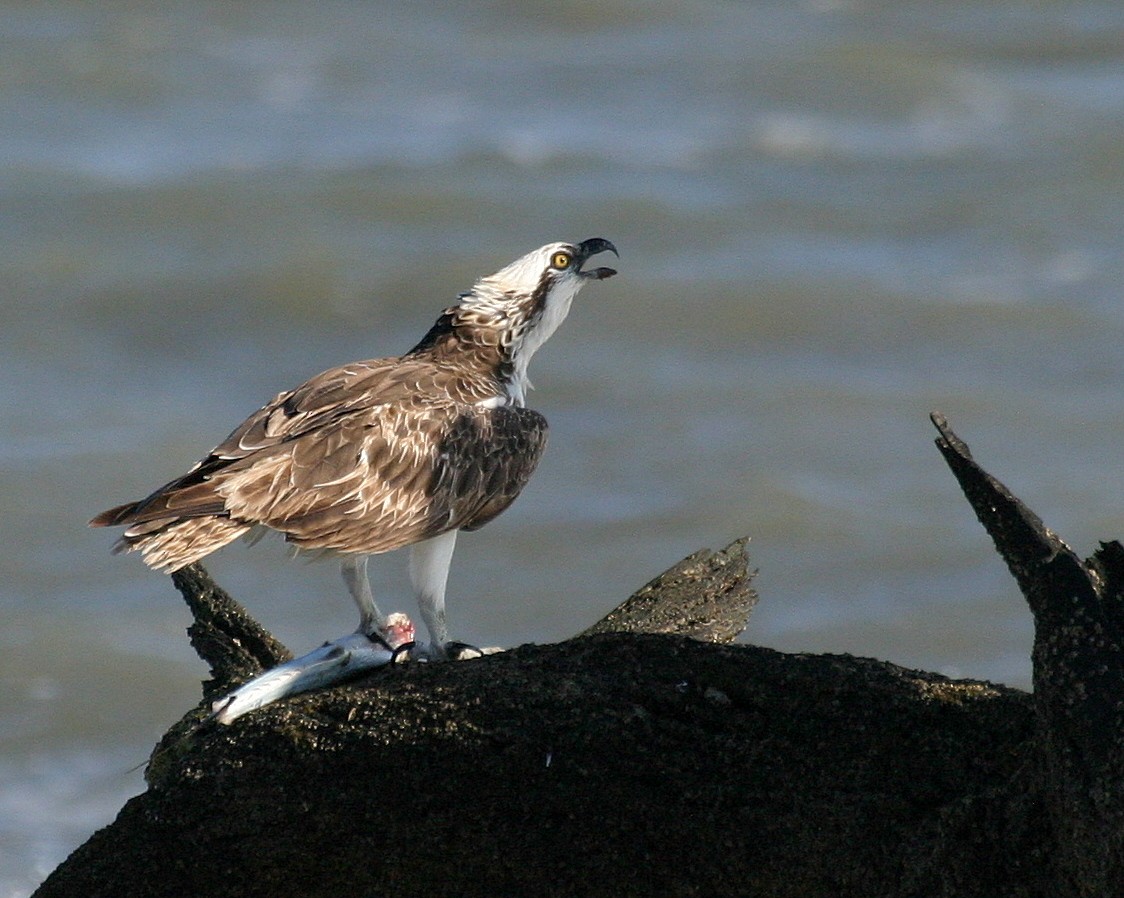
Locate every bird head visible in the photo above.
<box><xmin>459</xmin><ymin>237</ymin><xmax>618</xmax><ymax>360</ymax></box>
<box><xmin>409</xmin><ymin>239</ymin><xmax>618</xmax><ymax>402</ymax></box>
<box><xmin>480</xmin><ymin>237</ymin><xmax>619</xmax><ymax>295</ymax></box>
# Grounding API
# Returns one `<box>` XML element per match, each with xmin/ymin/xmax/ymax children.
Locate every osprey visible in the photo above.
<box><xmin>92</xmin><ymin>238</ymin><xmax>618</xmax><ymax>663</ymax></box>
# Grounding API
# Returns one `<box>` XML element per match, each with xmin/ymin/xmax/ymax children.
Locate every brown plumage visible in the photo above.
<box><xmin>91</xmin><ymin>360</ymin><xmax>547</xmax><ymax>571</ymax></box>
<box><xmin>91</xmin><ymin>238</ymin><xmax>617</xmax><ymax>656</ymax></box>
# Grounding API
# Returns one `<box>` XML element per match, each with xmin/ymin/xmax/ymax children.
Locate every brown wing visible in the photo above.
<box><xmin>91</xmin><ymin>356</ymin><xmax>545</xmax><ymax>568</ymax></box>
<box><xmin>90</xmin><ymin>358</ymin><xmax>402</xmax><ymax>528</ymax></box>
<box><xmin>220</xmin><ymin>357</ymin><xmax>490</xmax><ymax>456</ymax></box>
<box><xmin>90</xmin><ymin>356</ymin><xmax>500</xmax><ymax>529</ymax></box>
<box><xmin>237</xmin><ymin>402</ymin><xmax>548</xmax><ymax>554</ymax></box>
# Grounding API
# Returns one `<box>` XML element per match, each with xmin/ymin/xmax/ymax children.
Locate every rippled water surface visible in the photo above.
<box><xmin>3</xmin><ymin>0</ymin><xmax>1124</xmax><ymax>892</ymax></box>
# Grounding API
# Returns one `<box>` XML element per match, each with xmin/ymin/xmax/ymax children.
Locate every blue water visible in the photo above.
<box><xmin>3</xmin><ymin>1</ymin><xmax>1124</xmax><ymax>892</ymax></box>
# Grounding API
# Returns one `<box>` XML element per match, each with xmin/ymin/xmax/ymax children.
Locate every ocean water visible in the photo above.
<box><xmin>3</xmin><ymin>0</ymin><xmax>1124</xmax><ymax>892</ymax></box>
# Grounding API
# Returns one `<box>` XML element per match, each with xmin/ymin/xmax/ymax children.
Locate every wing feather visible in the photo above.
<box><xmin>91</xmin><ymin>354</ymin><xmax>547</xmax><ymax>565</ymax></box>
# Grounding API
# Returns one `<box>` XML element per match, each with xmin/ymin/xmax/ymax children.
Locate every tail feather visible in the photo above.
<box><xmin>90</xmin><ymin>480</ymin><xmax>226</xmax><ymax>528</ymax></box>
<box><xmin>89</xmin><ymin>502</ymin><xmax>142</xmax><ymax>528</ymax></box>
<box><xmin>111</xmin><ymin>516</ymin><xmax>253</xmax><ymax>573</ymax></box>
<box><xmin>91</xmin><ymin>480</ymin><xmax>246</xmax><ymax>572</ymax></box>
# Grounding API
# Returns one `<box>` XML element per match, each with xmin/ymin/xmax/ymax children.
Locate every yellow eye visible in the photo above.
<box><xmin>551</xmin><ymin>251</ymin><xmax>572</xmax><ymax>270</ymax></box>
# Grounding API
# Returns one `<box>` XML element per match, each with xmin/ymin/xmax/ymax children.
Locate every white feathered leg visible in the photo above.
<box><xmin>341</xmin><ymin>554</ymin><xmax>385</xmax><ymax>636</ymax></box>
<box><xmin>409</xmin><ymin>529</ymin><xmax>459</xmax><ymax>658</ymax></box>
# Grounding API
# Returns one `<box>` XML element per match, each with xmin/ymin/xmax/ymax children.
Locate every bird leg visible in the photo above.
<box><xmin>341</xmin><ymin>555</ymin><xmax>387</xmax><ymax>637</ymax></box>
<box><xmin>210</xmin><ymin>532</ymin><xmax>471</xmax><ymax>722</ymax></box>
<box><xmin>408</xmin><ymin>529</ymin><xmax>459</xmax><ymax>659</ymax></box>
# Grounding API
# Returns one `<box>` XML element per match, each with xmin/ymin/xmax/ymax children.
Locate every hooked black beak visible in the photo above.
<box><xmin>576</xmin><ymin>237</ymin><xmax>619</xmax><ymax>280</ymax></box>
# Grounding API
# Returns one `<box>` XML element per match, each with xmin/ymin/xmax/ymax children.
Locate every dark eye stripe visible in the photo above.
<box><xmin>527</xmin><ymin>267</ymin><xmax>555</xmax><ymax>316</ymax></box>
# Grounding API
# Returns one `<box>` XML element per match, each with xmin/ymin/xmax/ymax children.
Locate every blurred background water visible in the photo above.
<box><xmin>3</xmin><ymin>0</ymin><xmax>1123</xmax><ymax>892</ymax></box>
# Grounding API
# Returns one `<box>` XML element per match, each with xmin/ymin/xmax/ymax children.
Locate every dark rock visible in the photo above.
<box><xmin>33</xmin><ymin>417</ymin><xmax>1124</xmax><ymax>897</ymax></box>
<box><xmin>931</xmin><ymin>412</ymin><xmax>1124</xmax><ymax>894</ymax></box>
<box><xmin>171</xmin><ymin>562</ymin><xmax>291</xmax><ymax>698</ymax></box>
<box><xmin>580</xmin><ymin>535</ymin><xmax>756</xmax><ymax>643</ymax></box>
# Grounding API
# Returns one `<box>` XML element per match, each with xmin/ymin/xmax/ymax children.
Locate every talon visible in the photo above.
<box><xmin>445</xmin><ymin>641</ymin><xmax>485</xmax><ymax>660</ymax></box>
<box><xmin>390</xmin><ymin>641</ymin><xmax>417</xmax><ymax>664</ymax></box>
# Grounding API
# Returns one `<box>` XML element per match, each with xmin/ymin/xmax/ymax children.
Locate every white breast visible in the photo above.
<box><xmin>475</xmin><ymin>394</ymin><xmax>508</xmax><ymax>410</ymax></box>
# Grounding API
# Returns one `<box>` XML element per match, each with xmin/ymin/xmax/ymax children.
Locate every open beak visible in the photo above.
<box><xmin>576</xmin><ymin>237</ymin><xmax>619</xmax><ymax>280</ymax></box>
